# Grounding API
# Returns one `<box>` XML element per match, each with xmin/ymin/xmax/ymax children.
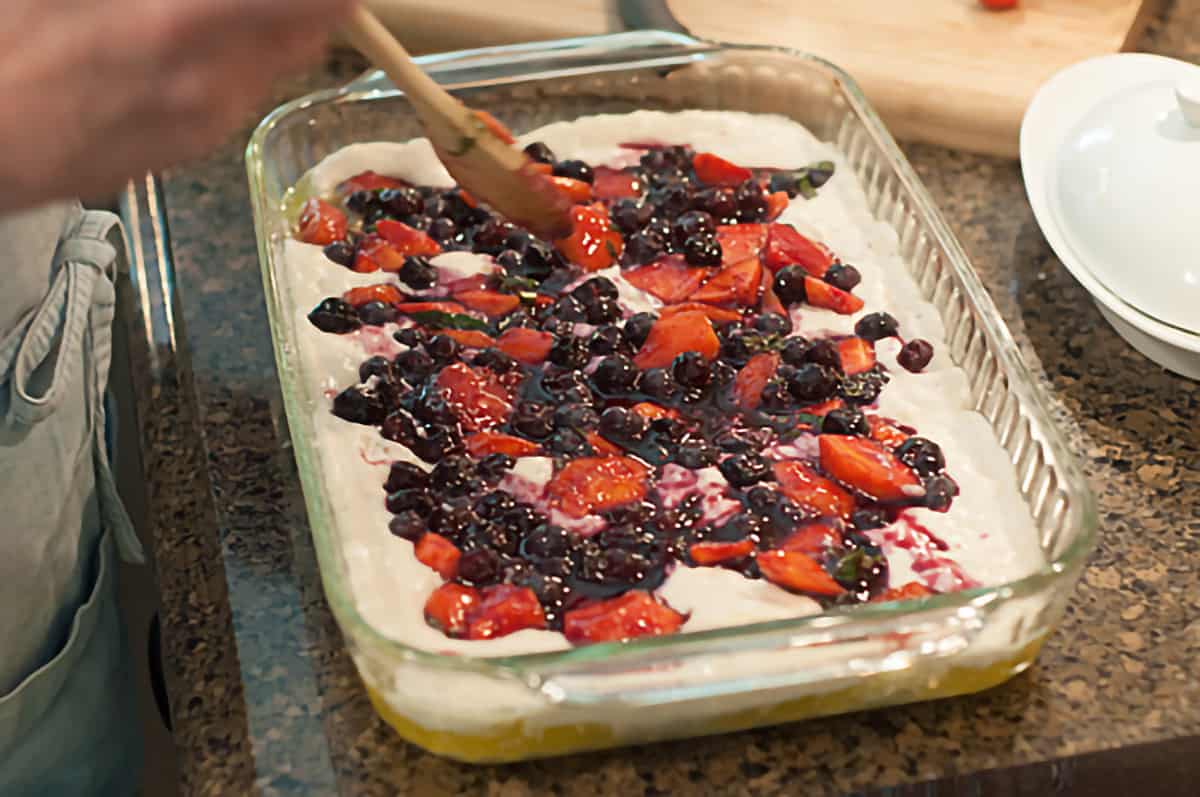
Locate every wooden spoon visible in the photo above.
<box><xmin>341</xmin><ymin>6</ymin><xmax>573</xmax><ymax>240</ymax></box>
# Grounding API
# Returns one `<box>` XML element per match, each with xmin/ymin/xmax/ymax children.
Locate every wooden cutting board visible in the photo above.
<box><xmin>364</xmin><ymin>0</ymin><xmax>1160</xmax><ymax>157</ymax></box>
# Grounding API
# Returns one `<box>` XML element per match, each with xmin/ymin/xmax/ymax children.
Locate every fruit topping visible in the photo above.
<box><xmin>557</xmin><ymin>205</ymin><xmax>623</xmax><ymax>272</ymax></box>
<box><xmin>548</xmin><ymin>456</ymin><xmax>649</xmax><ymax>518</ymax></box>
<box><xmin>689</xmin><ymin>538</ymin><xmax>756</xmax><ymax>565</ymax></box>
<box><xmin>837</xmin><ymin>337</ymin><xmax>876</xmax><ymax>375</ymax></box>
<box><xmin>436</xmin><ymin>362</ymin><xmax>513</xmax><ymax>432</ymax></box>
<box><xmin>689</xmin><ymin>255</ymin><xmax>763</xmax><ymax>307</ymax></box>
<box><xmin>298</xmin><ymin>198</ymin><xmax>348</xmax><ymax>246</ymax></box>
<box><xmin>898</xmin><ymin>339</ymin><xmax>935</xmax><ymax>372</ymax></box>
<box><xmin>773</xmin><ymin>460</ymin><xmax>855</xmax><ymax>519</ymax></box>
<box><xmin>693</xmin><ymin>152</ymin><xmax>754</xmax><ymax>186</ymax></box>
<box><xmin>465</xmin><ymin>432</ymin><xmax>542</xmax><ymax>458</ymax></box>
<box><xmin>423</xmin><ymin>583</ymin><xmax>479</xmax><ymax>637</ymax></box>
<box><xmin>467</xmin><ymin>585</ymin><xmax>548</xmax><ymax>640</ymax></box>
<box><xmin>414</xmin><ymin>532</ymin><xmax>461</xmax><ymax>579</ymax></box>
<box><xmin>803</xmin><ymin>277</ymin><xmax>864</xmax><ymax>314</ymax></box>
<box><xmin>855</xmin><ymin>312</ymin><xmax>899</xmax><ymax>341</ymax></box>
<box><xmin>563</xmin><ymin>590</ymin><xmax>685</xmax><ymax>643</ymax></box>
<box><xmin>308</xmin><ymin>298</ymin><xmax>362</xmax><ymax>334</ymax></box>
<box><xmin>632</xmin><ymin>311</ymin><xmax>720</xmax><ymax>369</ymax></box>
<box><xmin>874</xmin><ymin>581</ymin><xmax>935</xmax><ymax>602</ymax></box>
<box><xmin>818</xmin><ymin>435</ymin><xmax>922</xmax><ymax>503</ymax></box>
<box><xmin>757</xmin><ymin>550</ymin><xmax>845</xmax><ymax>596</ymax></box>
<box><xmin>763</xmin><ymin>223</ymin><xmax>835</xmax><ymax>276</ymax></box>
<box><xmin>732</xmin><ymin>352</ymin><xmax>780</xmax><ymax>410</ymax></box>
<box><xmin>623</xmin><ymin>256</ymin><xmax>711</xmax><ymax>304</ymax></box>
<box><xmin>376</xmin><ymin>219</ymin><xmax>443</xmax><ymax>256</ymax></box>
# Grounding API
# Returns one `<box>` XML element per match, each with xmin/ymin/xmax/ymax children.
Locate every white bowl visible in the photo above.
<box><xmin>1021</xmin><ymin>53</ymin><xmax>1200</xmax><ymax>380</ymax></box>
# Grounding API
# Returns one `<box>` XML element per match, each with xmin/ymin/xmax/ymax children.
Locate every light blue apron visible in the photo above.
<box><xmin>0</xmin><ymin>205</ymin><xmax>145</xmax><ymax>796</ymax></box>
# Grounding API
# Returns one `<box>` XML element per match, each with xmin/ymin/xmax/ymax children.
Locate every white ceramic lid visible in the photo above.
<box><xmin>1027</xmin><ymin>53</ymin><xmax>1200</xmax><ymax>336</ymax></box>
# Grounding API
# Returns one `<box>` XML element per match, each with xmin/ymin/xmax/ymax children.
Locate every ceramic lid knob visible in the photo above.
<box><xmin>1175</xmin><ymin>76</ymin><xmax>1200</xmax><ymax>127</ymax></box>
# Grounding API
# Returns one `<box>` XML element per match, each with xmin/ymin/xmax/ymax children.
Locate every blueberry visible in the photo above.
<box><xmin>586</xmin><ymin>298</ymin><xmax>621</xmax><ymax>325</ymax></box>
<box><xmin>624</xmin><ymin>230</ymin><xmax>666</xmax><ymax>264</ymax></box>
<box><xmin>380</xmin><ymin>408</ymin><xmax>418</xmax><ymax>445</ymax></box>
<box><xmin>821</xmin><ymin>407</ymin><xmax>869</xmax><ymax>436</ymax></box>
<box><xmin>379</xmin><ymin>187</ymin><xmax>424</xmax><ymax>217</ymax></box>
<box><xmin>385</xmin><ymin>461</ymin><xmax>428</xmax><ymax>493</ymax></box>
<box><xmin>323</xmin><ymin>240</ymin><xmax>356</xmax><ymax>267</ymax></box>
<box><xmin>854</xmin><ymin>312</ymin><xmax>899</xmax><ymax>342</ymax></box>
<box><xmin>541</xmin><ymin>316</ymin><xmax>575</xmax><ymax>338</ymax></box>
<box><xmin>548</xmin><ymin>335</ymin><xmax>590</xmax><ymax>369</ymax></box>
<box><xmin>472</xmin><ymin>347</ymin><xmax>518</xmax><ymax>374</ymax></box>
<box><xmin>720</xmin><ymin>329</ymin><xmax>765</xmax><ymax>365</ymax></box>
<box><xmin>308</xmin><ymin>298</ymin><xmax>361</xmax><ymax>334</ymax></box>
<box><xmin>393</xmin><ymin>327</ymin><xmax>425</xmax><ymax>348</ymax></box>
<box><xmin>357</xmin><ymin>301</ymin><xmax>397</xmax><ymax>326</ymax></box>
<box><xmin>503</xmin><ymin>230</ymin><xmax>535</xmax><ymax>254</ymax></box>
<box><xmin>611</xmin><ymin>199</ymin><xmax>654</xmax><ymax>235</ymax></box>
<box><xmin>522</xmin><ymin>523</ymin><xmax>572</xmax><ymax>559</ymax></box>
<box><xmin>715</xmin><ymin>432</ymin><xmax>752</xmax><ymax>452</ymax></box>
<box><xmin>495</xmin><ymin>248</ymin><xmax>524</xmax><ymax>274</ymax></box>
<box><xmin>773</xmin><ymin>265</ymin><xmax>808</xmax><ymax>305</ymax></box>
<box><xmin>759</xmin><ymin>381</ymin><xmax>795</xmax><ymax>412</ymax></box>
<box><xmin>673</xmin><ymin>210</ymin><xmax>716</xmax><ymax>242</ymax></box>
<box><xmin>652</xmin><ymin>184</ymin><xmax>692</xmax><ymax>218</ymax></box>
<box><xmin>388</xmin><ymin>511</ymin><xmax>425</xmax><ymax>541</ymax></box>
<box><xmin>804</xmin><ymin>339</ymin><xmax>843</xmax><ymax>372</ymax></box>
<box><xmin>787</xmin><ymin>363</ymin><xmax>840</xmax><ymax>403</ymax></box>
<box><xmin>332</xmin><ymin>385</ymin><xmax>387</xmax><ymax>425</ymax></box>
<box><xmin>499</xmin><ymin>504</ymin><xmax>543</xmax><ymax>536</ymax></box>
<box><xmin>588</xmin><ymin>325</ymin><xmax>625</xmax><ymax>355</ymax></box>
<box><xmin>840</xmin><ymin>371</ymin><xmax>888</xmax><ymax>406</ymax></box>
<box><xmin>473</xmin><ymin>490</ymin><xmax>517</xmax><ymax>518</ymax></box>
<box><xmin>361</xmin><ymin>206</ymin><xmax>390</xmax><ymax>229</ymax></box>
<box><xmin>553</xmin><ymin>159</ymin><xmax>594</xmax><ymax>184</ymax></box>
<box><xmin>358</xmin><ymin>356</ymin><xmax>394</xmax><ymax>384</ymax></box>
<box><xmin>386</xmin><ymin>488</ymin><xmax>434</xmax><ymax>516</ymax></box>
<box><xmin>753</xmin><ymin>313</ymin><xmax>791</xmax><ymax>335</ymax></box>
<box><xmin>745</xmin><ymin>485</ymin><xmax>778</xmax><ymax>514</ymax></box>
<box><xmin>554</xmin><ymin>402</ymin><xmax>599</xmax><ymax>430</ymax></box>
<box><xmin>675</xmin><ymin>442</ymin><xmax>718</xmax><ymax>469</ymax></box>
<box><xmin>696</xmin><ymin>186</ymin><xmax>737</xmax><ymax>221</ymax></box>
<box><xmin>681</xmin><ymin>234</ymin><xmax>722</xmax><ymax>266</ymax></box>
<box><xmin>824</xmin><ymin>263</ymin><xmax>862</xmax><ymax>291</ymax></box>
<box><xmin>524</xmin><ymin>141</ymin><xmax>556</xmax><ymax>164</ymax></box>
<box><xmin>458</xmin><ymin>548</ymin><xmax>501</xmax><ymax>585</ymax></box>
<box><xmin>548</xmin><ymin>427</ymin><xmax>592</xmax><ymax>457</ymax></box>
<box><xmin>710</xmin><ymin>360</ymin><xmax>737</xmax><ymax>385</ymax></box>
<box><xmin>639</xmin><ymin>368</ymin><xmax>677</xmax><ymax>401</ymax></box>
<box><xmin>623</xmin><ymin>313</ymin><xmax>657</xmax><ymax>349</ymax></box>
<box><xmin>393</xmin><ymin>348</ymin><xmax>435</xmax><ymax>380</ymax></box>
<box><xmin>599</xmin><ymin>406</ymin><xmax>648</xmax><ymax>443</ymax></box>
<box><xmin>593</xmin><ymin>355</ymin><xmax>639</xmax><ymax>394</ymax></box>
<box><xmin>735</xmin><ymin>180</ymin><xmax>768</xmax><ymax>221</ymax></box>
<box><xmin>405</xmin><ymin>214</ymin><xmax>434</xmax><ymax>232</ymax></box>
<box><xmin>398</xmin><ymin>255</ymin><xmax>437</xmax><ymax>289</ymax></box>
<box><xmin>431</xmin><ymin>456</ymin><xmax>478</xmax><ymax>496</ymax></box>
<box><xmin>428</xmin><ymin>216</ymin><xmax>458</xmax><ymax>243</ymax></box>
<box><xmin>898</xmin><ymin>339</ymin><xmax>934</xmax><ymax>372</ymax></box>
<box><xmin>477</xmin><ymin>453</ymin><xmax>515</xmax><ymax>482</ymax></box>
<box><xmin>672</xmin><ymin>351</ymin><xmax>711</xmax><ymax>389</ymax></box>
<box><xmin>519</xmin><ymin>240</ymin><xmax>560</xmax><ymax>280</ymax></box>
<box><xmin>429</xmin><ymin>505</ymin><xmax>476</xmax><ymax>540</ymax></box>
<box><xmin>411</xmin><ymin>392</ymin><xmax>457</xmax><ymax>426</ymax></box>
<box><xmin>767</xmin><ymin>171</ymin><xmax>800</xmax><ymax>197</ymax></box>
<box><xmin>552</xmin><ymin>295</ymin><xmax>589</xmax><ymax>322</ymax></box>
<box><xmin>924</xmin><ymin>475</ymin><xmax>958</xmax><ymax>511</ymax></box>
<box><xmin>851</xmin><ymin>507</ymin><xmax>889</xmax><ymax>531</ymax></box>
<box><xmin>571</xmin><ymin>276</ymin><xmax>619</xmax><ymax>304</ymax></box>
<box><xmin>511</xmin><ymin>401</ymin><xmax>555</xmax><ymax>439</ymax></box>
<box><xmin>896</xmin><ymin>437</ymin><xmax>945</xmax><ymax>476</ymax></box>
<box><xmin>779</xmin><ymin>336</ymin><xmax>811</xmax><ymax>366</ymax></box>
<box><xmin>346</xmin><ymin>190</ymin><xmax>377</xmax><ymax>215</ymax></box>
<box><xmin>470</xmin><ymin>218</ymin><xmax>513</xmax><ymax>254</ymax></box>
<box><xmin>719</xmin><ymin>452</ymin><xmax>772</xmax><ymax>488</ymax></box>
<box><xmin>425</xmin><ymin>334</ymin><xmax>460</xmax><ymax>361</ymax></box>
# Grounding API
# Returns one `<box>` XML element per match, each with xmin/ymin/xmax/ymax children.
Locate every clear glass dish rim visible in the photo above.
<box><xmin>246</xmin><ymin>34</ymin><xmax>1098</xmax><ymax>679</ymax></box>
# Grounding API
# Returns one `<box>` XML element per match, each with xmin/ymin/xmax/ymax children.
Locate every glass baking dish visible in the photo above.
<box><xmin>247</xmin><ymin>31</ymin><xmax>1097</xmax><ymax>763</ymax></box>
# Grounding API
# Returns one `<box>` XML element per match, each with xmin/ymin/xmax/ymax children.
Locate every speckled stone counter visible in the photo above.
<box><xmin>147</xmin><ymin>5</ymin><xmax>1199</xmax><ymax>795</ymax></box>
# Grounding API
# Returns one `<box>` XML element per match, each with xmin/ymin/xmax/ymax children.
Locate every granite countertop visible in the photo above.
<box><xmin>139</xmin><ymin>4</ymin><xmax>1200</xmax><ymax>795</ymax></box>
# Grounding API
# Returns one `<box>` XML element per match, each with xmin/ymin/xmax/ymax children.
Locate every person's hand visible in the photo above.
<box><xmin>0</xmin><ymin>0</ymin><xmax>355</xmax><ymax>212</ymax></box>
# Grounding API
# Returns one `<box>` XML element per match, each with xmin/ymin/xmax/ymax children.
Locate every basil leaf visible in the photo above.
<box><xmin>796</xmin><ymin>176</ymin><xmax>817</xmax><ymax>200</ymax></box>
<box><xmin>408</xmin><ymin>311</ymin><xmax>490</xmax><ymax>332</ymax></box>
<box><xmin>835</xmin><ymin>549</ymin><xmax>865</xmax><ymax>583</ymax></box>
<box><xmin>497</xmin><ymin>274</ymin><xmax>539</xmax><ymax>294</ymax></box>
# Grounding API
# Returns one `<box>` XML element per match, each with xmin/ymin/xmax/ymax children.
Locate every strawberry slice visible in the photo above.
<box><xmin>563</xmin><ymin>590</ymin><xmax>685</xmax><ymax>643</ymax></box>
<box><xmin>688</xmin><ymin>255</ymin><xmax>763</xmax><ymax>307</ymax></box>
<box><xmin>760</xmin><ymin>269</ymin><xmax>788</xmax><ymax>317</ymax></box>
<box><xmin>298</xmin><ymin>198</ymin><xmax>347</xmax><ymax>246</ymax></box>
<box><xmin>716</xmin><ymin>224</ymin><xmax>768</xmax><ymax>266</ymax></box>
<box><xmin>395</xmin><ymin>301</ymin><xmax>467</xmax><ymax>315</ymax></box>
<box><xmin>585</xmin><ymin>431</ymin><xmax>623</xmax><ymax>457</ymax></box>
<box><xmin>414</xmin><ymin>532</ymin><xmax>461</xmax><ymax>579</ymax></box>
<box><xmin>689</xmin><ymin>538</ymin><xmax>756</xmax><ymax>565</ymax></box>
<box><xmin>547</xmin><ymin>456</ymin><xmax>649</xmax><ymax>518</ymax></box>
<box><xmin>593</xmin><ymin>167</ymin><xmax>642</xmax><ymax>200</ymax></box>
<box><xmin>632</xmin><ymin>311</ymin><xmax>720</xmax><ymax>369</ymax></box>
<box><xmin>658</xmin><ymin>302</ymin><xmax>742</xmax><ymax>325</ymax></box>
<box><xmin>465</xmin><ymin>432</ymin><xmax>542</xmax><ymax>458</ymax></box>
<box><xmin>338</xmin><ymin>170</ymin><xmax>406</xmax><ymax>195</ymax></box>
<box><xmin>353</xmin><ymin>233</ymin><xmax>407</xmax><ymax>273</ymax></box>
<box><xmin>436</xmin><ymin>362</ymin><xmax>513</xmax><ymax>432</ymax></box>
<box><xmin>432</xmin><ymin>329</ymin><xmax>496</xmax><ymax>349</ymax></box>
<box><xmin>472</xmin><ymin>109</ymin><xmax>516</xmax><ymax>145</ymax></box>
<box><xmin>454</xmin><ymin>290</ymin><xmax>521</xmax><ymax>317</ymax></box>
<box><xmin>873</xmin><ymin>582</ymin><xmax>935</xmax><ymax>603</ymax></box>
<box><xmin>773</xmin><ymin>460</ymin><xmax>855</xmax><ymax>519</ymax></box>
<box><xmin>556</xmin><ymin>205</ymin><xmax>623</xmax><ymax>272</ymax></box>
<box><xmin>804</xmin><ymin>276</ymin><xmax>864</xmax><ymax>314</ymax></box>
<box><xmin>780</xmin><ymin>523</ymin><xmax>839</xmax><ymax>556</ymax></box>
<box><xmin>837</xmin><ymin>337</ymin><xmax>876</xmax><ymax>375</ymax></box>
<box><xmin>764</xmin><ymin>223</ymin><xmax>835</xmax><ymax>276</ymax></box>
<box><xmin>343</xmin><ymin>283</ymin><xmax>404</xmax><ymax>307</ymax></box>
<box><xmin>757</xmin><ymin>549</ymin><xmax>845</xmax><ymax>596</ymax></box>
<box><xmin>765</xmin><ymin>190</ymin><xmax>790</xmax><ymax>221</ymax></box>
<box><xmin>868</xmin><ymin>416</ymin><xmax>911</xmax><ymax>449</ymax></box>
<box><xmin>623</xmin><ymin>256</ymin><xmax>711</xmax><ymax>304</ymax></box>
<box><xmin>629</xmin><ymin>402</ymin><xmax>682</xmax><ymax>421</ymax></box>
<box><xmin>818</xmin><ymin>435</ymin><xmax>922</xmax><ymax>503</ymax></box>
<box><xmin>693</xmin><ymin>152</ymin><xmax>754</xmax><ymax>186</ymax></box>
<box><xmin>423</xmin><ymin>583</ymin><xmax>480</xmax><ymax>637</ymax></box>
<box><xmin>445</xmin><ymin>273</ymin><xmax>491</xmax><ymax>294</ymax></box>
<box><xmin>466</xmin><ymin>585</ymin><xmax>547</xmax><ymax>640</ymax></box>
<box><xmin>798</xmin><ymin>398</ymin><xmax>845</xmax><ymax>417</ymax></box>
<box><xmin>495</xmin><ymin>327</ymin><xmax>554</xmax><ymax>365</ymax></box>
<box><xmin>549</xmin><ymin>176</ymin><xmax>594</xmax><ymax>204</ymax></box>
<box><xmin>376</xmin><ymin>219</ymin><xmax>443</xmax><ymax>257</ymax></box>
<box><xmin>529</xmin><ymin>162</ymin><xmax>554</xmax><ymax>176</ymax></box>
<box><xmin>733</xmin><ymin>352</ymin><xmax>780</xmax><ymax>410</ymax></box>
